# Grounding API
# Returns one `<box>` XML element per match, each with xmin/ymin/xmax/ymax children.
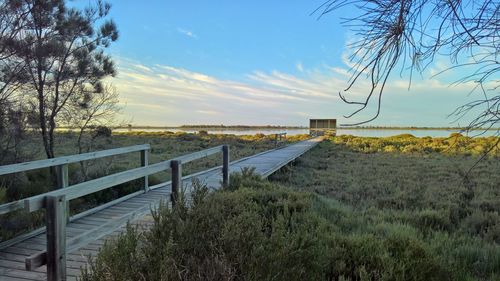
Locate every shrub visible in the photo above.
<box><xmin>92</xmin><ymin>126</ymin><xmax>112</xmax><ymax>138</ymax></box>
<box><xmin>413</xmin><ymin>209</ymin><xmax>453</xmax><ymax>233</ymax></box>
<box><xmin>81</xmin><ymin>176</ymin><xmax>327</xmax><ymax>281</ymax></box>
<box><xmin>461</xmin><ymin>211</ymin><xmax>500</xmax><ymax>241</ymax></box>
<box><xmin>81</xmin><ymin>174</ymin><xmax>458</xmax><ymax>281</ymax></box>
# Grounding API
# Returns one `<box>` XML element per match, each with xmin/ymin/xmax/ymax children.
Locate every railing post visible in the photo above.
<box><xmin>141</xmin><ymin>148</ymin><xmax>149</xmax><ymax>192</ymax></box>
<box><xmin>170</xmin><ymin>160</ymin><xmax>182</xmax><ymax>207</ymax></box>
<box><xmin>56</xmin><ymin>164</ymin><xmax>69</xmax><ymax>189</ymax></box>
<box><xmin>56</xmin><ymin>164</ymin><xmax>70</xmax><ymax>223</ymax></box>
<box><xmin>222</xmin><ymin>145</ymin><xmax>230</xmax><ymax>187</ymax></box>
<box><xmin>46</xmin><ymin>194</ymin><xmax>67</xmax><ymax>281</ymax></box>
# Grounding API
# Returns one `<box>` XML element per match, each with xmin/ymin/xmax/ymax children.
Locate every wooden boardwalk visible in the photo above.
<box><xmin>0</xmin><ymin>137</ymin><xmax>322</xmax><ymax>281</ymax></box>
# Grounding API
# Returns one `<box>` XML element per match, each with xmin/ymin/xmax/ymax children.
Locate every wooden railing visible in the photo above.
<box><xmin>0</xmin><ymin>144</ymin><xmax>151</xmax><ymax>216</ymax></box>
<box><xmin>274</xmin><ymin>132</ymin><xmax>287</xmax><ymax>147</ymax></box>
<box><xmin>0</xmin><ymin>144</ymin><xmax>230</xmax><ymax>281</ymax></box>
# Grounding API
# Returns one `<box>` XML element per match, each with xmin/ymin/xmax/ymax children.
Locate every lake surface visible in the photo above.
<box><xmin>114</xmin><ymin>128</ymin><xmax>499</xmax><ymax>138</ymax></box>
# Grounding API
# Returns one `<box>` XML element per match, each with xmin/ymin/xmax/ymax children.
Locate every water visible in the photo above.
<box><xmin>113</xmin><ymin>128</ymin><xmax>499</xmax><ymax>138</ymax></box>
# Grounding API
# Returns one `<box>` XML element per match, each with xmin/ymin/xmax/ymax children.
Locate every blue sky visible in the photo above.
<box><xmin>102</xmin><ymin>0</ymin><xmax>479</xmax><ymax>127</ymax></box>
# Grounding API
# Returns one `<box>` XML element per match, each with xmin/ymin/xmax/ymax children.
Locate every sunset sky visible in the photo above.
<box><xmin>104</xmin><ymin>1</ymin><xmax>478</xmax><ymax>127</ymax></box>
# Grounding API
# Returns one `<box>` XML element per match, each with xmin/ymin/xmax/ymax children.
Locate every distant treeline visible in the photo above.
<box><xmin>60</xmin><ymin>125</ymin><xmax>500</xmax><ymax>131</ymax></box>
<box><xmin>178</xmin><ymin>125</ymin><xmax>307</xmax><ymax>129</ymax></box>
<box><xmin>339</xmin><ymin>126</ymin><xmax>500</xmax><ymax>131</ymax></box>
<box><xmin>111</xmin><ymin>125</ymin><xmax>308</xmax><ymax>129</ymax></box>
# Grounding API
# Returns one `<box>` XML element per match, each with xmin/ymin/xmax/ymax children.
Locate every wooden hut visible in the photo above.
<box><xmin>309</xmin><ymin>119</ymin><xmax>336</xmax><ymax>136</ymax></box>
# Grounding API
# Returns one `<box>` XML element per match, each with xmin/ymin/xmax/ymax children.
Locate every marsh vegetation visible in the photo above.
<box><xmin>79</xmin><ymin>134</ymin><xmax>500</xmax><ymax>281</ymax></box>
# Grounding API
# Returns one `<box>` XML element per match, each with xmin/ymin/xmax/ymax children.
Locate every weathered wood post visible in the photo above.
<box><xmin>141</xmin><ymin>148</ymin><xmax>149</xmax><ymax>192</ymax></box>
<box><xmin>171</xmin><ymin>160</ymin><xmax>182</xmax><ymax>207</ymax></box>
<box><xmin>46</xmin><ymin>194</ymin><xmax>67</xmax><ymax>281</ymax></box>
<box><xmin>56</xmin><ymin>164</ymin><xmax>70</xmax><ymax>223</ymax></box>
<box><xmin>222</xmin><ymin>145</ymin><xmax>230</xmax><ymax>187</ymax></box>
<box><xmin>56</xmin><ymin>164</ymin><xmax>69</xmax><ymax>189</ymax></box>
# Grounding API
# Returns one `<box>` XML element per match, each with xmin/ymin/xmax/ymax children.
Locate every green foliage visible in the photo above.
<box><xmin>332</xmin><ymin>134</ymin><xmax>500</xmax><ymax>156</ymax></box>
<box><xmin>81</xmin><ymin>176</ymin><xmax>327</xmax><ymax>281</ymax></box>
<box><xmin>81</xmin><ymin>174</ymin><xmax>457</xmax><ymax>281</ymax></box>
<box><xmin>80</xmin><ymin>224</ymin><xmax>143</xmax><ymax>281</ymax></box>
<box><xmin>272</xmin><ymin>137</ymin><xmax>500</xmax><ymax>281</ymax></box>
<box><xmin>92</xmin><ymin>126</ymin><xmax>113</xmax><ymax>138</ymax></box>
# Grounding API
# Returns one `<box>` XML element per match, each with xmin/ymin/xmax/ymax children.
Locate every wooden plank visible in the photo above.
<box><xmin>0</xmin><ymin>252</ymin><xmax>31</xmax><ymax>262</ymax></box>
<box><xmin>0</xmin><ymin>144</ymin><xmax>150</xmax><ymax>176</ymax></box>
<box><xmin>12</xmin><ymin>242</ymin><xmax>45</xmax><ymax>251</ymax></box>
<box><xmin>24</xmin><ymin>161</ymin><xmax>171</xmax><ymax>212</ymax></box>
<box><xmin>66</xmin><ymin>224</ymin><xmax>92</xmax><ymax>231</ymax></box>
<box><xmin>148</xmin><ymin>182</ymin><xmax>168</xmax><ymax>191</ymax></box>
<box><xmin>26</xmin><ymin>203</ymin><xmax>154</xmax><ymax>270</ymax></box>
<box><xmin>0</xmin><ymin>200</ymin><xmax>24</xmax><ymax>215</ymax></box>
<box><xmin>1</xmin><ymin>260</ymin><xmax>81</xmax><ymax>277</ymax></box>
<box><xmin>0</xmin><ymin>275</ymin><xmax>37</xmax><ymax>281</ymax></box>
<box><xmin>74</xmin><ymin>216</ymin><xmax>112</xmax><ymax>224</ymax></box>
<box><xmin>2</xmin><ymin>246</ymin><xmax>40</xmax><ymax>256</ymax></box>
<box><xmin>71</xmin><ymin>220</ymin><xmax>106</xmax><ymax>227</ymax></box>
<box><xmin>0</xmin><ymin>259</ymin><xmax>37</xmax><ymax>271</ymax></box>
<box><xmin>0</xmin><ymin>227</ymin><xmax>45</xmax><ymax>250</ymax></box>
<box><xmin>69</xmin><ymin>190</ymin><xmax>144</xmax><ymax>222</ymax></box>
<box><xmin>0</xmin><ymin>267</ymin><xmax>48</xmax><ymax>280</ymax></box>
<box><xmin>106</xmin><ymin>206</ymin><xmax>137</xmax><ymax>212</ymax></box>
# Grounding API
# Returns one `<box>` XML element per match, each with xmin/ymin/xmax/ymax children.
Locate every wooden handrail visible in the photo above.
<box><xmin>26</xmin><ymin>145</ymin><xmax>232</xmax><ymax>271</ymax></box>
<box><xmin>6</xmin><ymin>144</ymin><xmax>230</xmax><ymax>280</ymax></box>
<box><xmin>0</xmin><ymin>144</ymin><xmax>151</xmax><ymax>216</ymax></box>
<box><xmin>0</xmin><ymin>144</ymin><xmax>150</xmax><ymax>176</ymax></box>
<box><xmin>23</xmin><ymin>160</ymin><xmax>172</xmax><ymax>212</ymax></box>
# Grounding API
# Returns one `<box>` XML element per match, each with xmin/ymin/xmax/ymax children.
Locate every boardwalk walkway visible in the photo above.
<box><xmin>0</xmin><ymin>137</ymin><xmax>322</xmax><ymax>280</ymax></box>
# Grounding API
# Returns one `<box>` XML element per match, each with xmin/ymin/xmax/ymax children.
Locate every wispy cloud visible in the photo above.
<box><xmin>177</xmin><ymin>28</ymin><xmax>197</xmax><ymax>39</ymax></box>
<box><xmin>110</xmin><ymin>57</ymin><xmax>478</xmax><ymax>127</ymax></box>
<box><xmin>110</xmin><ymin>58</ymin><xmax>353</xmax><ymax>125</ymax></box>
<box><xmin>197</xmin><ymin>110</ymin><xmax>219</xmax><ymax>115</ymax></box>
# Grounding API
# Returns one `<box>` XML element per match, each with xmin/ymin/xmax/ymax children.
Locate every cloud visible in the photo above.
<box><xmin>197</xmin><ymin>110</ymin><xmax>219</xmax><ymax>115</ymax></box>
<box><xmin>110</xmin><ymin>56</ymin><xmax>479</xmax><ymax>127</ymax></box>
<box><xmin>177</xmin><ymin>28</ymin><xmax>197</xmax><ymax>39</ymax></box>
<box><xmin>110</xmin><ymin>58</ymin><xmax>356</xmax><ymax>125</ymax></box>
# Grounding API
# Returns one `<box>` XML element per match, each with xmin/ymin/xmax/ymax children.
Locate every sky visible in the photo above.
<box><xmin>100</xmin><ymin>0</ymin><xmax>480</xmax><ymax>127</ymax></box>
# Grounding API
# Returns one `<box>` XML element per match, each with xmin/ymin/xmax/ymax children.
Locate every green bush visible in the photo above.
<box><xmin>81</xmin><ymin>175</ymin><xmax>459</xmax><ymax>281</ymax></box>
<box><xmin>92</xmin><ymin>126</ymin><xmax>112</xmax><ymax>138</ymax></box>
<box><xmin>81</xmin><ymin>176</ymin><xmax>327</xmax><ymax>281</ymax></box>
<box><xmin>461</xmin><ymin>211</ymin><xmax>500</xmax><ymax>242</ymax></box>
<box><xmin>413</xmin><ymin>209</ymin><xmax>453</xmax><ymax>233</ymax></box>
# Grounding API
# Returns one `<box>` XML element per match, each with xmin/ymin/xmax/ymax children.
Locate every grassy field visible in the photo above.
<box><xmin>0</xmin><ymin>131</ymin><xmax>307</xmax><ymax>242</ymax></box>
<box><xmin>77</xmin><ymin>133</ymin><xmax>500</xmax><ymax>281</ymax></box>
<box><xmin>269</xmin><ymin>134</ymin><xmax>500</xmax><ymax>280</ymax></box>
<box><xmin>3</xmin><ymin>132</ymin><xmax>500</xmax><ymax>280</ymax></box>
